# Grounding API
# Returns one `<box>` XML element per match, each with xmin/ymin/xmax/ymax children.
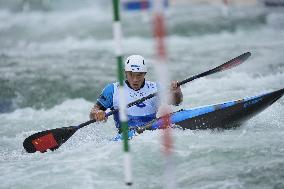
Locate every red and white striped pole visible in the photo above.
<box><xmin>222</xmin><ymin>0</ymin><xmax>229</xmax><ymax>17</ymax></box>
<box><xmin>152</xmin><ymin>0</ymin><xmax>176</xmax><ymax>188</ymax></box>
<box><xmin>141</xmin><ymin>0</ymin><xmax>149</xmax><ymax>22</ymax></box>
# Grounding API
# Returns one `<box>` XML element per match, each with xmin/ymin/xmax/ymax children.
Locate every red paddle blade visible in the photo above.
<box><xmin>32</xmin><ymin>133</ymin><xmax>58</xmax><ymax>152</ymax></box>
<box><xmin>23</xmin><ymin>126</ymin><xmax>78</xmax><ymax>153</ymax></box>
<box><xmin>217</xmin><ymin>52</ymin><xmax>251</xmax><ymax>72</ymax></box>
<box><xmin>178</xmin><ymin>52</ymin><xmax>251</xmax><ymax>86</ymax></box>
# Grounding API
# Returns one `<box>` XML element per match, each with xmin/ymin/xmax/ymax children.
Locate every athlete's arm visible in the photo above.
<box><xmin>89</xmin><ymin>83</ymin><xmax>114</xmax><ymax>121</ymax></box>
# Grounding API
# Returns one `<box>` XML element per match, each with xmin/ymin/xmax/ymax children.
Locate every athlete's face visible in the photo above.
<box><xmin>125</xmin><ymin>71</ymin><xmax>146</xmax><ymax>90</ymax></box>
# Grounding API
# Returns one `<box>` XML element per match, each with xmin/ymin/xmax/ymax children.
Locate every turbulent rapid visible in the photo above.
<box><xmin>0</xmin><ymin>0</ymin><xmax>284</xmax><ymax>188</ymax></box>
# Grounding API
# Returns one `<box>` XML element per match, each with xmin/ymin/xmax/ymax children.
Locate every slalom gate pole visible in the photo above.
<box><xmin>222</xmin><ymin>0</ymin><xmax>229</xmax><ymax>17</ymax></box>
<box><xmin>152</xmin><ymin>0</ymin><xmax>176</xmax><ymax>188</ymax></box>
<box><xmin>141</xmin><ymin>0</ymin><xmax>149</xmax><ymax>22</ymax></box>
<box><xmin>112</xmin><ymin>0</ymin><xmax>133</xmax><ymax>186</ymax></box>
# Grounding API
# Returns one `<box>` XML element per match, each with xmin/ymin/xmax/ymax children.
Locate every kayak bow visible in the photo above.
<box><xmin>172</xmin><ymin>87</ymin><xmax>284</xmax><ymax>130</ymax></box>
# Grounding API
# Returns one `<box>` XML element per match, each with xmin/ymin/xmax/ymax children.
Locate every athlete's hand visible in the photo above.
<box><xmin>89</xmin><ymin>107</ymin><xmax>107</xmax><ymax>122</ymax></box>
<box><xmin>170</xmin><ymin>81</ymin><xmax>181</xmax><ymax>94</ymax></box>
<box><xmin>170</xmin><ymin>81</ymin><xmax>183</xmax><ymax>105</ymax></box>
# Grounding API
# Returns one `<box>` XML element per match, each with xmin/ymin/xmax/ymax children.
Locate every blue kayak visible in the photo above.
<box><xmin>113</xmin><ymin>88</ymin><xmax>284</xmax><ymax>140</ymax></box>
<box><xmin>22</xmin><ymin>87</ymin><xmax>284</xmax><ymax>153</ymax></box>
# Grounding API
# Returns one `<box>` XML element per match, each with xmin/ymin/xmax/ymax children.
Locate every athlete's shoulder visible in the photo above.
<box><xmin>102</xmin><ymin>83</ymin><xmax>116</xmax><ymax>93</ymax></box>
<box><xmin>113</xmin><ymin>82</ymin><xmax>119</xmax><ymax>87</ymax></box>
<box><xmin>97</xmin><ymin>83</ymin><xmax>116</xmax><ymax>109</ymax></box>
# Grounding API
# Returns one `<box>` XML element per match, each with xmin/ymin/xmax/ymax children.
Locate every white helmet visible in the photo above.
<box><xmin>124</xmin><ymin>55</ymin><xmax>147</xmax><ymax>73</ymax></box>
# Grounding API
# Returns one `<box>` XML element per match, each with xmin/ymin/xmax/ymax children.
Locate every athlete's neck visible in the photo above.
<box><xmin>125</xmin><ymin>79</ymin><xmax>145</xmax><ymax>91</ymax></box>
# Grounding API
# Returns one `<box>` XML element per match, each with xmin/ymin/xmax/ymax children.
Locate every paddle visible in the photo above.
<box><xmin>177</xmin><ymin>51</ymin><xmax>251</xmax><ymax>85</ymax></box>
<box><xmin>23</xmin><ymin>52</ymin><xmax>251</xmax><ymax>153</ymax></box>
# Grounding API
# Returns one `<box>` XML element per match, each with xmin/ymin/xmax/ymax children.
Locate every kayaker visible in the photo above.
<box><xmin>89</xmin><ymin>55</ymin><xmax>183</xmax><ymax>133</ymax></box>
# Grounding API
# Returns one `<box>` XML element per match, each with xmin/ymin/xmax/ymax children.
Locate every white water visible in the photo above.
<box><xmin>1</xmin><ymin>1</ymin><xmax>284</xmax><ymax>189</ymax></box>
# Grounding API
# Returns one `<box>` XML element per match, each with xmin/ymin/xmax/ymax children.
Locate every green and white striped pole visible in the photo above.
<box><xmin>112</xmin><ymin>0</ymin><xmax>133</xmax><ymax>186</ymax></box>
